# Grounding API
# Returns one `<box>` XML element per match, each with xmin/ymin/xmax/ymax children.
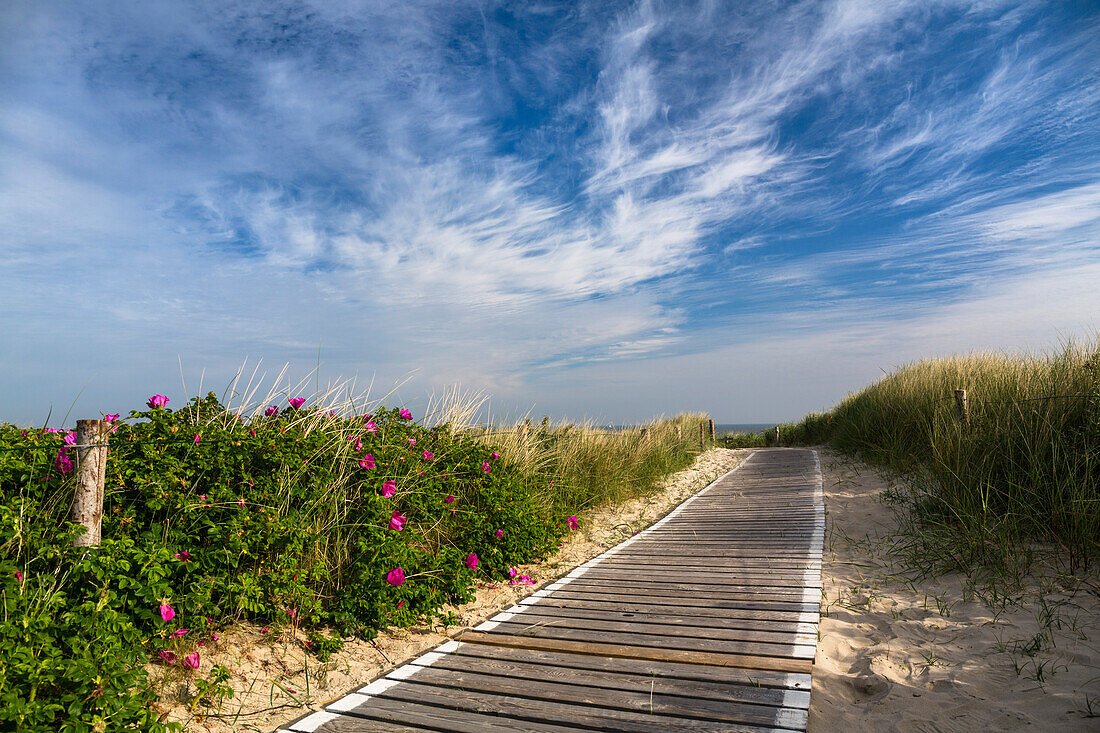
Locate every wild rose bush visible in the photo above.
<box><xmin>0</xmin><ymin>394</ymin><xmax>565</xmax><ymax>732</ymax></box>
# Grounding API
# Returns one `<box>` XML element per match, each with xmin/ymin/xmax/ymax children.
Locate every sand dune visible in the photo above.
<box><xmin>811</xmin><ymin>450</ymin><xmax>1100</xmax><ymax>731</ymax></box>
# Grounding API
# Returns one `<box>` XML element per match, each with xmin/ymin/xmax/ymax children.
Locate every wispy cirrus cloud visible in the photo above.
<box><xmin>0</xmin><ymin>0</ymin><xmax>1097</xmax><ymax>425</ymax></box>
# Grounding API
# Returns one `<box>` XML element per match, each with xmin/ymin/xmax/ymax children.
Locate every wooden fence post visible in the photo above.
<box><xmin>676</xmin><ymin>425</ymin><xmax>682</xmax><ymax>442</ymax></box>
<box><xmin>519</xmin><ymin>423</ymin><xmax>528</xmax><ymax>441</ymax></box>
<box><xmin>708</xmin><ymin>419</ymin><xmax>715</xmax><ymax>443</ymax></box>
<box><xmin>699</xmin><ymin>422</ymin><xmax>706</xmax><ymax>449</ymax></box>
<box><xmin>71</xmin><ymin>419</ymin><xmax>108</xmax><ymax>547</ymax></box>
<box><xmin>774</xmin><ymin>426</ymin><xmax>780</xmax><ymax>444</ymax></box>
<box><xmin>954</xmin><ymin>389</ymin><xmax>969</xmax><ymax>430</ymax></box>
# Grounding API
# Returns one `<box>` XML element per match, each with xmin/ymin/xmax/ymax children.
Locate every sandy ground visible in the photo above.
<box><xmin>156</xmin><ymin>447</ymin><xmax>753</xmax><ymax>732</ymax></box>
<box><xmin>811</xmin><ymin>449</ymin><xmax>1100</xmax><ymax>731</ymax></box>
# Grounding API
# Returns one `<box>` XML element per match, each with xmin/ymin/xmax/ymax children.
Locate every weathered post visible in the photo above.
<box><xmin>676</xmin><ymin>425</ymin><xmax>682</xmax><ymax>442</ymax></box>
<box><xmin>699</xmin><ymin>422</ymin><xmax>706</xmax><ymax>449</ymax></box>
<box><xmin>519</xmin><ymin>423</ymin><xmax>528</xmax><ymax>441</ymax></box>
<box><xmin>71</xmin><ymin>419</ymin><xmax>108</xmax><ymax>547</ymax></box>
<box><xmin>954</xmin><ymin>389</ymin><xmax>970</xmax><ymax>430</ymax></box>
<box><xmin>774</xmin><ymin>426</ymin><xmax>780</xmax><ymax>444</ymax></box>
<box><xmin>708</xmin><ymin>419</ymin><xmax>715</xmax><ymax>443</ymax></box>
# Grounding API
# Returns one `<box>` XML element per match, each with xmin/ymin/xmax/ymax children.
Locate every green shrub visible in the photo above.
<box><xmin>0</xmin><ymin>395</ymin><xmax>705</xmax><ymax>729</ymax></box>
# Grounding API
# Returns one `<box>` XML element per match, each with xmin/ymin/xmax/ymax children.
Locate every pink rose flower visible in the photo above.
<box><xmin>170</xmin><ymin>628</ymin><xmax>189</xmax><ymax>638</ymax></box>
<box><xmin>193</xmin><ymin>434</ymin><xmax>201</xmax><ymax>444</ymax></box>
<box><xmin>158</xmin><ymin>650</ymin><xmax>178</xmax><ymax>664</ymax></box>
<box><xmin>465</xmin><ymin>553</ymin><xmax>478</xmax><ymax>571</ymax></box>
<box><xmin>237</xmin><ymin>497</ymin><xmax>246</xmax><ymax>508</ymax></box>
<box><xmin>198</xmin><ymin>494</ymin><xmax>206</xmax><ymax>501</ymax></box>
<box><xmin>407</xmin><ymin>437</ymin><xmax>416</xmax><ymax>445</ymax></box>
<box><xmin>288</xmin><ymin>397</ymin><xmax>305</xmax><ymax>409</ymax></box>
<box><xmin>54</xmin><ymin>449</ymin><xmax>73</xmax><ymax>474</ymax></box>
<box><xmin>359</xmin><ymin>454</ymin><xmax>376</xmax><ymax>469</ymax></box>
<box><xmin>386</xmin><ymin>567</ymin><xmax>405</xmax><ymax>586</ymax></box>
<box><xmin>173</xmin><ymin>551</ymin><xmax>191</xmax><ymax>561</ymax></box>
<box><xmin>63</xmin><ymin>432</ymin><xmax>77</xmax><ymax>446</ymax></box>
<box><xmin>147</xmin><ymin>395</ymin><xmax>170</xmax><ymax>409</ymax></box>
<box><xmin>508</xmin><ymin>567</ymin><xmax>518</xmax><ymax>577</ymax></box>
<box><xmin>389</xmin><ymin>510</ymin><xmax>407</xmax><ymax>531</ymax></box>
<box><xmin>14</xmin><ymin>570</ymin><xmax>23</xmax><ymax>582</ymax></box>
<box><xmin>509</xmin><ymin>575</ymin><xmax>535</xmax><ymax>586</ymax></box>
<box><xmin>482</xmin><ymin>461</ymin><xmax>491</xmax><ymax>474</ymax></box>
<box><xmin>422</xmin><ymin>450</ymin><xmax>434</xmax><ymax>461</ymax></box>
<box><xmin>399</xmin><ymin>409</ymin><xmax>412</xmax><ymax>420</ymax></box>
<box><xmin>353</xmin><ymin>438</ymin><xmax>363</xmax><ymax>452</ymax></box>
<box><xmin>211</xmin><ymin>632</ymin><xmax>219</xmax><ymax>641</ymax></box>
<box><xmin>567</xmin><ymin>516</ymin><xmax>579</xmax><ymax>531</ymax></box>
<box><xmin>265</xmin><ymin>405</ymin><xmax>278</xmax><ymax>416</ymax></box>
<box><xmin>183</xmin><ymin>652</ymin><xmax>200</xmax><ymax>669</ymax></box>
<box><xmin>159</xmin><ymin>603</ymin><xmax>175</xmax><ymax>622</ymax></box>
<box><xmin>365</xmin><ymin>421</ymin><xmax>378</xmax><ymax>434</ymax></box>
<box><xmin>445</xmin><ymin>494</ymin><xmax>455</xmax><ymax>503</ymax></box>
<box><xmin>495</xmin><ymin>529</ymin><xmax>504</xmax><ymax>538</ymax></box>
<box><xmin>490</xmin><ymin>452</ymin><xmax>499</xmax><ymax>459</ymax></box>
<box><xmin>249</xmin><ymin>428</ymin><xmax>256</xmax><ymax>437</ymax></box>
<box><xmin>103</xmin><ymin>414</ymin><xmax>119</xmax><ymax>423</ymax></box>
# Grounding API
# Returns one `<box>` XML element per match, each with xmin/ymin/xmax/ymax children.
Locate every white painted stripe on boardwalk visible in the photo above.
<box><xmin>361</xmin><ymin>677</ymin><xmax>404</xmax><ymax>695</ymax></box>
<box><xmin>329</xmin><ymin>692</ymin><xmax>372</xmax><ymax>712</ymax></box>
<box><xmin>474</xmin><ymin>620</ymin><xmax>500</xmax><ymax>631</ymax></box>
<box><xmin>777</xmin><ymin>707</ymin><xmax>810</xmax><ymax>729</ymax></box>
<box><xmin>783</xmin><ymin>688</ymin><xmax>813</xmax><ymax>709</ymax></box>
<box><xmin>436</xmin><ymin>640</ymin><xmax>462</xmax><ymax>653</ymax></box>
<box><xmin>388</xmin><ymin>664</ymin><xmax>424</xmax><ymax>681</ymax></box>
<box><xmin>289</xmin><ymin>711</ymin><xmax>340</xmax><ymax>731</ymax></box>
<box><xmin>411</xmin><ymin>651</ymin><xmax>448</xmax><ymax>667</ymax></box>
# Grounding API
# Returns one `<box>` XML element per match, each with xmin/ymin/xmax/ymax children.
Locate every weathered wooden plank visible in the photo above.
<box><xmin>511</xmin><ymin>602</ymin><xmax>818</xmax><ymax>633</ymax></box>
<box><xmin>455</xmin><ymin>630</ymin><xmax>813</xmax><ymax>673</ymax></box>
<box><xmin>576</xmin><ymin>568</ymin><xmax>822</xmax><ymax>589</ymax></box>
<box><xmin>380</xmin><ymin>666</ymin><xmax>806</xmax><ymax>729</ymax></box>
<box><xmin>559</xmin><ymin>579</ymin><xmax>821</xmax><ymax>603</ymax></box>
<box><xmin>474</xmin><ymin>622</ymin><xmax>815</xmax><ymax>659</ymax></box>
<box><xmin>543</xmin><ymin>586</ymin><xmax>819</xmax><ymax>612</ymax></box>
<box><xmin>419</xmin><ymin>648</ymin><xmax>811</xmax><ymax>707</ymax></box>
<box><xmin>353</xmin><ymin>680</ymin><xmax>786</xmax><ymax>732</ymax></box>
<box><xmin>589</xmin><ymin>562</ymin><xmax>821</xmax><ymax>578</ymax></box>
<box><xmin>483</xmin><ymin>610</ymin><xmax>815</xmax><ymax>646</ymax></box>
<box><xmin>601</xmin><ymin>555</ymin><xmax>821</xmax><ymax>569</ymax></box>
<box><xmin>324</xmin><ymin>695</ymin><xmax>592</xmax><ymax>732</ymax></box>
<box><xmin>520</xmin><ymin>595</ymin><xmax>819</xmax><ymax>623</ymax></box>
<box><xmin>448</xmin><ymin>641</ymin><xmax>813</xmax><ymax>691</ymax></box>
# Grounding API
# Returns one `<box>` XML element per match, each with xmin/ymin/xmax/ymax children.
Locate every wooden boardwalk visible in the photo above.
<box><xmin>281</xmin><ymin>448</ymin><xmax>824</xmax><ymax>732</ymax></box>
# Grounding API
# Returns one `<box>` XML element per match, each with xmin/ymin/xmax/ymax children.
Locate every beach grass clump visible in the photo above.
<box><xmin>472</xmin><ymin>412</ymin><xmax>710</xmax><ymax>516</ymax></box>
<box><xmin>0</xmin><ymin>388</ymin><xmax>706</xmax><ymax>732</ymax></box>
<box><xmin>779</xmin><ymin>339</ymin><xmax>1100</xmax><ymax>571</ymax></box>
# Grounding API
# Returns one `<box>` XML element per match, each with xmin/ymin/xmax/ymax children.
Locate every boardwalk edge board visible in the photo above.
<box><xmin>278</xmin><ymin>449</ymin><xmax>826</xmax><ymax>733</ymax></box>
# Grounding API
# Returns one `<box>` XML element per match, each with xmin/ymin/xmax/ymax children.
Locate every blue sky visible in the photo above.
<box><xmin>2</xmin><ymin>0</ymin><xmax>1098</xmax><ymax>427</ymax></box>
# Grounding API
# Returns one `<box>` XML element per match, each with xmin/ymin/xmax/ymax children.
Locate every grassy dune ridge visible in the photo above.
<box><xmin>767</xmin><ymin>340</ymin><xmax>1100</xmax><ymax>570</ymax></box>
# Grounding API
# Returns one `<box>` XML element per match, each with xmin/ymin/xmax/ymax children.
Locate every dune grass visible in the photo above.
<box><xmin>469</xmin><ymin>412</ymin><xmax>712</xmax><ymax>514</ymax></box>
<box><xmin>773</xmin><ymin>340</ymin><xmax>1100</xmax><ymax>574</ymax></box>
